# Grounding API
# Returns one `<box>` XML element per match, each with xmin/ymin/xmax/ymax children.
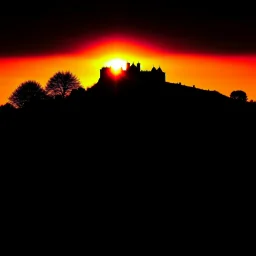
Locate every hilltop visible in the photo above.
<box><xmin>85</xmin><ymin>79</ymin><xmax>255</xmax><ymax>113</ymax></box>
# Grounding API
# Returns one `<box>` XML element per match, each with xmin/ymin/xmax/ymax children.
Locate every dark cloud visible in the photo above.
<box><xmin>0</xmin><ymin>2</ymin><xmax>256</xmax><ymax>56</ymax></box>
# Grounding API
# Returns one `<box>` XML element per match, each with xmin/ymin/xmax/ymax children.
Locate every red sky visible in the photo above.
<box><xmin>1</xmin><ymin>36</ymin><xmax>256</xmax><ymax>105</ymax></box>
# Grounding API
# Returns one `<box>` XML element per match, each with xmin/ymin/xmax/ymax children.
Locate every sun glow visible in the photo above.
<box><xmin>106</xmin><ymin>58</ymin><xmax>127</xmax><ymax>74</ymax></box>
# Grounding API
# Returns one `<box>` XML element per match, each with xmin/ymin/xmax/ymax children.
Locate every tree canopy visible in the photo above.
<box><xmin>230</xmin><ymin>90</ymin><xmax>248</xmax><ymax>102</ymax></box>
<box><xmin>45</xmin><ymin>71</ymin><xmax>81</xmax><ymax>98</ymax></box>
<box><xmin>8</xmin><ymin>80</ymin><xmax>46</xmax><ymax>108</ymax></box>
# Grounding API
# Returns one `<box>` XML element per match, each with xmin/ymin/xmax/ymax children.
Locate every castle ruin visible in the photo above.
<box><xmin>100</xmin><ymin>62</ymin><xmax>165</xmax><ymax>83</ymax></box>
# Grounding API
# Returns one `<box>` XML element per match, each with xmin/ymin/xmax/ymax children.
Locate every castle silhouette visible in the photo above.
<box><xmin>99</xmin><ymin>62</ymin><xmax>165</xmax><ymax>83</ymax></box>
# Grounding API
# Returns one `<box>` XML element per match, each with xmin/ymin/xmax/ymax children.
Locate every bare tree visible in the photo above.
<box><xmin>230</xmin><ymin>90</ymin><xmax>248</xmax><ymax>102</ymax></box>
<box><xmin>45</xmin><ymin>71</ymin><xmax>81</xmax><ymax>98</ymax></box>
<box><xmin>8</xmin><ymin>80</ymin><xmax>46</xmax><ymax>108</ymax></box>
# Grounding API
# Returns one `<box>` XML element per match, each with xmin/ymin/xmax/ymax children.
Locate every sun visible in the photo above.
<box><xmin>106</xmin><ymin>58</ymin><xmax>127</xmax><ymax>74</ymax></box>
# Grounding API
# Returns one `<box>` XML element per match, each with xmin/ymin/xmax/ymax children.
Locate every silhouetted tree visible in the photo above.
<box><xmin>230</xmin><ymin>90</ymin><xmax>248</xmax><ymax>102</ymax></box>
<box><xmin>8</xmin><ymin>80</ymin><xmax>46</xmax><ymax>108</ymax></box>
<box><xmin>45</xmin><ymin>71</ymin><xmax>81</xmax><ymax>98</ymax></box>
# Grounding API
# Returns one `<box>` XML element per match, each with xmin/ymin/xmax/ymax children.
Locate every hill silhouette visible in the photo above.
<box><xmin>1</xmin><ymin>72</ymin><xmax>256</xmax><ymax>132</ymax></box>
<box><xmin>1</xmin><ymin>66</ymin><xmax>255</xmax><ymax>178</ymax></box>
<box><xmin>1</xmin><ymin>69</ymin><xmax>255</xmax><ymax>239</ymax></box>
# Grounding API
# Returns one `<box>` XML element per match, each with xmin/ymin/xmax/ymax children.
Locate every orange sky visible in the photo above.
<box><xmin>1</xmin><ymin>38</ymin><xmax>256</xmax><ymax>105</ymax></box>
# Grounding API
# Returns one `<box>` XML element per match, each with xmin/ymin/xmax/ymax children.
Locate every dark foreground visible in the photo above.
<box><xmin>1</xmin><ymin>81</ymin><xmax>255</xmax><ymax>180</ymax></box>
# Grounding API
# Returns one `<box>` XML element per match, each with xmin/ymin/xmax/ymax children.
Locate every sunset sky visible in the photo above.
<box><xmin>1</xmin><ymin>2</ymin><xmax>256</xmax><ymax>104</ymax></box>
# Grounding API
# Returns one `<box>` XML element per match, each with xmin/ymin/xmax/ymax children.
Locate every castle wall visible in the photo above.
<box><xmin>100</xmin><ymin>67</ymin><xmax>113</xmax><ymax>80</ymax></box>
<box><xmin>140</xmin><ymin>71</ymin><xmax>165</xmax><ymax>83</ymax></box>
<box><xmin>100</xmin><ymin>64</ymin><xmax>165</xmax><ymax>83</ymax></box>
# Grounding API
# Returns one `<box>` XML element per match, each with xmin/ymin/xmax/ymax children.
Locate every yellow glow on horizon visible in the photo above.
<box><xmin>105</xmin><ymin>58</ymin><xmax>127</xmax><ymax>75</ymax></box>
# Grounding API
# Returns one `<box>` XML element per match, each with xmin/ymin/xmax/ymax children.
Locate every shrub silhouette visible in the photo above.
<box><xmin>45</xmin><ymin>71</ymin><xmax>81</xmax><ymax>98</ymax></box>
<box><xmin>8</xmin><ymin>80</ymin><xmax>46</xmax><ymax>108</ymax></box>
<box><xmin>230</xmin><ymin>90</ymin><xmax>248</xmax><ymax>102</ymax></box>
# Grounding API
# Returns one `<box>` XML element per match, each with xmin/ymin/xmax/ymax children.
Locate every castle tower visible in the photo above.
<box><xmin>157</xmin><ymin>67</ymin><xmax>162</xmax><ymax>72</ymax></box>
<box><xmin>137</xmin><ymin>62</ymin><xmax>141</xmax><ymax>72</ymax></box>
<box><xmin>157</xmin><ymin>66</ymin><xmax>165</xmax><ymax>82</ymax></box>
<box><xmin>151</xmin><ymin>66</ymin><xmax>157</xmax><ymax>72</ymax></box>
